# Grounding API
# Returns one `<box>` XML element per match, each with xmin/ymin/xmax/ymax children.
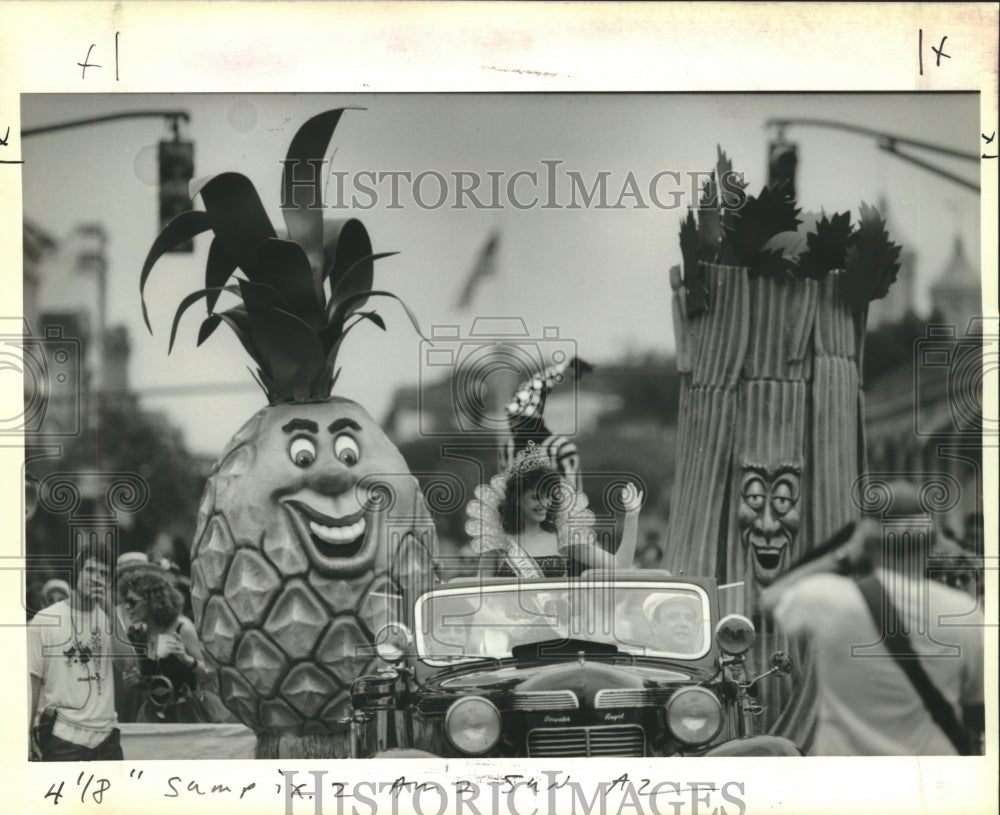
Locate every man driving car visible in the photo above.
<box><xmin>643</xmin><ymin>592</ymin><xmax>703</xmax><ymax>654</ymax></box>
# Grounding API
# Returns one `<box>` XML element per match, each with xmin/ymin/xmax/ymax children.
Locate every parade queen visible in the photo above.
<box><xmin>467</xmin><ymin>441</ymin><xmax>644</xmax><ymax>578</ymax></box>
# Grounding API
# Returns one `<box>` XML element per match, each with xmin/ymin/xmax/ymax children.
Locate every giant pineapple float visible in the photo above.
<box><xmin>665</xmin><ymin>149</ymin><xmax>902</xmax><ymax>750</ymax></box>
<box><xmin>140</xmin><ymin>110</ymin><xmax>436</xmax><ymax>757</ymax></box>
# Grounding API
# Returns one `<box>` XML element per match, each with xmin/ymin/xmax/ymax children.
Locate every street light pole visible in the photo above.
<box><xmin>765</xmin><ymin>117</ymin><xmax>980</xmax><ymax>193</ymax></box>
<box><xmin>22</xmin><ymin>110</ymin><xmax>190</xmax><ymax>139</ymax></box>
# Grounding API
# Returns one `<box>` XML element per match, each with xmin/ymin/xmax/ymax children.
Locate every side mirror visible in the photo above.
<box><xmin>747</xmin><ymin>650</ymin><xmax>794</xmax><ymax>686</ymax></box>
<box><xmin>768</xmin><ymin>650</ymin><xmax>793</xmax><ymax>676</ymax></box>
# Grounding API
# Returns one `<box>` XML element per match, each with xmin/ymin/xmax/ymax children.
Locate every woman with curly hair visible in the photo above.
<box><xmin>118</xmin><ymin>568</ymin><xmax>226</xmax><ymax>723</ymax></box>
<box><xmin>468</xmin><ymin>443</ymin><xmax>643</xmax><ymax>579</ymax></box>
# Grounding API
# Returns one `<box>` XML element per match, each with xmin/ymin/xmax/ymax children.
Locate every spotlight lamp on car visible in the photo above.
<box><xmin>714</xmin><ymin>614</ymin><xmax>756</xmax><ymax>656</ymax></box>
<box><xmin>374</xmin><ymin>622</ymin><xmax>414</xmax><ymax>664</ymax></box>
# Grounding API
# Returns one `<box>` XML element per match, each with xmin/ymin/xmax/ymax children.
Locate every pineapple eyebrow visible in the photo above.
<box><xmin>282</xmin><ymin>419</ymin><xmax>320</xmax><ymax>434</ymax></box>
<box><xmin>328</xmin><ymin>418</ymin><xmax>362</xmax><ymax>434</ymax></box>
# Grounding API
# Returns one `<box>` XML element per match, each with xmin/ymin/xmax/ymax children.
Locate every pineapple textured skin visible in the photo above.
<box><xmin>190</xmin><ymin>397</ymin><xmax>435</xmax><ymax>736</ymax></box>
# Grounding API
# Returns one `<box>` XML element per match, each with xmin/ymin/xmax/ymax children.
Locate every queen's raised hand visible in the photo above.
<box><xmin>620</xmin><ymin>483</ymin><xmax>644</xmax><ymax>515</ymax></box>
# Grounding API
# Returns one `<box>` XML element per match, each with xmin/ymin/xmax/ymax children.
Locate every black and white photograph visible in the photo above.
<box><xmin>1</xmin><ymin>4</ymin><xmax>996</xmax><ymax>815</ymax></box>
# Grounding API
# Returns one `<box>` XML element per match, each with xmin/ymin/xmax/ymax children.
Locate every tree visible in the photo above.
<box><xmin>27</xmin><ymin>394</ymin><xmax>205</xmax><ymax>560</ymax></box>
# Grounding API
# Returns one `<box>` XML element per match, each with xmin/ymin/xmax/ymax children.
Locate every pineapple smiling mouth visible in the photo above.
<box><xmin>281</xmin><ymin>491</ymin><xmax>372</xmax><ymax>566</ymax></box>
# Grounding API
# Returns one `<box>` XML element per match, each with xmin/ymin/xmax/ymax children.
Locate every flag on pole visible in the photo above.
<box><xmin>456</xmin><ymin>231</ymin><xmax>499</xmax><ymax>309</ymax></box>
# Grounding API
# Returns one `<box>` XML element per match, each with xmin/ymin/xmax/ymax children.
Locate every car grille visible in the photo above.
<box><xmin>594</xmin><ymin>688</ymin><xmax>675</xmax><ymax>708</ymax></box>
<box><xmin>527</xmin><ymin>725</ymin><xmax>645</xmax><ymax>757</ymax></box>
<box><xmin>507</xmin><ymin>690</ymin><xmax>579</xmax><ymax>710</ymax></box>
<box><xmin>417</xmin><ymin>690</ymin><xmax>578</xmax><ymax>716</ymax></box>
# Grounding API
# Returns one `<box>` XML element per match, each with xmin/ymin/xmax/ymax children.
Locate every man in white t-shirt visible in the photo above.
<box><xmin>28</xmin><ymin>541</ymin><xmax>139</xmax><ymax>761</ymax></box>
<box><xmin>760</xmin><ymin>483</ymin><xmax>984</xmax><ymax>756</ymax></box>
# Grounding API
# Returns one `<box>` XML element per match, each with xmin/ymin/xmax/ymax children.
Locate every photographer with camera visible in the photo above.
<box><xmin>759</xmin><ymin>480</ymin><xmax>984</xmax><ymax>756</ymax></box>
<box><xmin>118</xmin><ymin>567</ymin><xmax>229</xmax><ymax>724</ymax></box>
<box><xmin>28</xmin><ymin>541</ymin><xmax>141</xmax><ymax>761</ymax></box>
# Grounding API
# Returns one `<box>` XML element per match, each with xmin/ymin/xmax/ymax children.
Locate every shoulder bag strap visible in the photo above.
<box><xmin>855</xmin><ymin>573</ymin><xmax>969</xmax><ymax>755</ymax></box>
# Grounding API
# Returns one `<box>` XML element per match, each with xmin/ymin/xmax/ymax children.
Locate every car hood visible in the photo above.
<box><xmin>418</xmin><ymin>654</ymin><xmax>713</xmax><ymax>710</ymax></box>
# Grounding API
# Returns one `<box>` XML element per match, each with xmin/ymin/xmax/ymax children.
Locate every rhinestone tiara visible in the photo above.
<box><xmin>505</xmin><ymin>440</ymin><xmax>553</xmax><ymax>477</ymax></box>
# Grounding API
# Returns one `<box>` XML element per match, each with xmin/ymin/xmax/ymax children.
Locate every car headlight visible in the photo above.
<box><xmin>444</xmin><ymin>697</ymin><xmax>501</xmax><ymax>755</ymax></box>
<box><xmin>665</xmin><ymin>687</ymin><xmax>723</xmax><ymax>746</ymax></box>
<box><xmin>374</xmin><ymin>623</ymin><xmax>413</xmax><ymax>663</ymax></box>
<box><xmin>714</xmin><ymin>614</ymin><xmax>755</xmax><ymax>656</ymax></box>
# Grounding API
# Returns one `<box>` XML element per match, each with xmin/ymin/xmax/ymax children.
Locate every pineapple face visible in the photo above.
<box><xmin>191</xmin><ymin>396</ymin><xmax>435</xmax><ymax>737</ymax></box>
<box><xmin>200</xmin><ymin>397</ymin><xmax>419</xmax><ymax>581</ymax></box>
<box><xmin>240</xmin><ymin>398</ymin><xmax>411</xmax><ymax>578</ymax></box>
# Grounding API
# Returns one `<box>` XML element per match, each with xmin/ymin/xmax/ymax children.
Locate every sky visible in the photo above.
<box><xmin>20</xmin><ymin>92</ymin><xmax>982</xmax><ymax>456</ymax></box>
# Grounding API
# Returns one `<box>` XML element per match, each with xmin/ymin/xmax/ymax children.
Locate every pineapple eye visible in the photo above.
<box><xmin>333</xmin><ymin>434</ymin><xmax>360</xmax><ymax>466</ymax></box>
<box><xmin>289</xmin><ymin>436</ymin><xmax>317</xmax><ymax>468</ymax></box>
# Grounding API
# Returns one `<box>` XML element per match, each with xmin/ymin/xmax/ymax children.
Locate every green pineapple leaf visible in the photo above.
<box><xmin>217</xmin><ymin>307</ymin><xmax>257</xmax><ymax>363</ymax></box>
<box><xmin>253</xmin><ymin>366</ymin><xmax>281</xmax><ymax>404</ymax></box>
<box><xmin>237</xmin><ymin>278</ymin><xmax>293</xmax><ymax>327</ymax></box>
<box><xmin>204</xmin><ymin>237</ymin><xmax>240</xmax><ymax>316</ymax></box>
<box><xmin>255</xmin><ymin>238</ymin><xmax>325</xmax><ymax>330</ymax></box>
<box><xmin>326</xmin><ymin>251</ymin><xmax>400</xmax><ymax>322</ymax></box>
<box><xmin>235</xmin><ymin>278</ymin><xmax>294</xmax><ymax>377</ymax></box>
<box><xmin>142</xmin><ymin>109</ymin><xmax>425</xmax><ymax>404</ymax></box>
<box><xmin>323</xmin><ymin>218</ymin><xmax>377</xmax><ymax>315</ymax></box>
<box><xmin>256</xmin><ymin>308</ymin><xmax>328</xmax><ymax>403</ymax></box>
<box><xmin>139</xmin><ymin>209</ymin><xmax>213</xmax><ymax>331</ymax></box>
<box><xmin>352</xmin><ymin>310</ymin><xmax>387</xmax><ymax>331</ymax></box>
<box><xmin>322</xmin><ymin>290</ymin><xmax>426</xmax><ymax>376</ymax></box>
<box><xmin>280</xmin><ymin>109</ymin><xmax>355</xmax><ymax>283</ymax></box>
<box><xmin>168</xmin><ymin>284</ymin><xmax>242</xmax><ymax>353</ymax></box>
<box><xmin>194</xmin><ymin>172</ymin><xmax>277</xmax><ymax>278</ymax></box>
<box><xmin>244</xmin><ymin>367</ymin><xmax>269</xmax><ymax>399</ymax></box>
<box><xmin>197</xmin><ymin>314</ymin><xmax>221</xmax><ymax>347</ymax></box>
<box><xmin>322</xmin><ymin>289</ymin><xmax>426</xmax><ymax>356</ymax></box>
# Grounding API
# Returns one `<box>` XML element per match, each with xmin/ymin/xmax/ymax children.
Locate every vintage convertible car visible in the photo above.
<box><xmin>349</xmin><ymin>571</ymin><xmax>801</xmax><ymax>758</ymax></box>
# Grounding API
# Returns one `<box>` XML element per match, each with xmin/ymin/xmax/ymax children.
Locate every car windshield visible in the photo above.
<box><xmin>414</xmin><ymin>581</ymin><xmax>712</xmax><ymax>665</ymax></box>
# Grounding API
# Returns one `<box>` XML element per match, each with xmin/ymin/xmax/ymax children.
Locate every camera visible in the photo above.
<box><xmin>0</xmin><ymin>319</ymin><xmax>82</xmax><ymax>438</ymax></box>
<box><xmin>418</xmin><ymin>318</ymin><xmax>578</xmax><ymax>435</ymax></box>
<box><xmin>913</xmin><ymin>317</ymin><xmax>997</xmax><ymax>438</ymax></box>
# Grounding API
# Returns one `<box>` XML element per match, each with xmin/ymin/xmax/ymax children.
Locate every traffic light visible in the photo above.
<box><xmin>767</xmin><ymin>138</ymin><xmax>798</xmax><ymax>202</ymax></box>
<box><xmin>158</xmin><ymin>138</ymin><xmax>195</xmax><ymax>251</ymax></box>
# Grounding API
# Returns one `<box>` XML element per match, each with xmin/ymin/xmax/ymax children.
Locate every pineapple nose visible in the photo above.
<box><xmin>310</xmin><ymin>471</ymin><xmax>356</xmax><ymax>496</ymax></box>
